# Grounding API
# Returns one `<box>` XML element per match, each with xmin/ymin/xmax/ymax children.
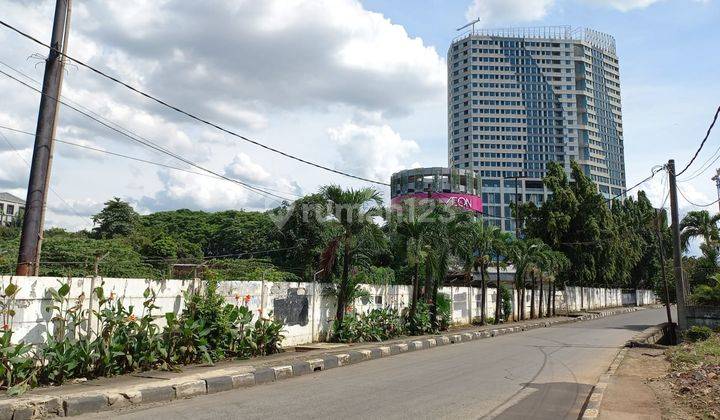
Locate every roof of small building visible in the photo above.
<box><xmin>0</xmin><ymin>192</ymin><xmax>25</xmax><ymax>205</ymax></box>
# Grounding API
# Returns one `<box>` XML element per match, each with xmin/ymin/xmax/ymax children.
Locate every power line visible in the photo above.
<box><xmin>676</xmin><ymin>185</ymin><xmax>720</xmax><ymax>208</ymax></box>
<box><xmin>0</xmin><ymin>129</ymin><xmax>89</xmax><ymax>222</ymax></box>
<box><xmin>0</xmin><ymin>68</ymin><xmax>296</xmax><ymax>205</ymax></box>
<box><xmin>0</xmin><ymin>19</ymin><xmax>391</xmax><ymax>187</ymax></box>
<box><xmin>0</xmin><ymin>124</ymin><xmax>304</xmax><ymax>198</ymax></box>
<box><xmin>676</xmin><ymin>105</ymin><xmax>720</xmax><ymax>177</ymax></box>
<box><xmin>0</xmin><ymin>59</ymin><xmax>303</xmax><ymax>200</ymax></box>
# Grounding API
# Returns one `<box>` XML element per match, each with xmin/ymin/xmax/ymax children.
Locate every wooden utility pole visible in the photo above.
<box><xmin>655</xmin><ymin>209</ymin><xmax>676</xmax><ymax>342</ymax></box>
<box><xmin>667</xmin><ymin>159</ymin><xmax>689</xmax><ymax>330</ymax></box>
<box><xmin>16</xmin><ymin>0</ymin><xmax>72</xmax><ymax>276</ymax></box>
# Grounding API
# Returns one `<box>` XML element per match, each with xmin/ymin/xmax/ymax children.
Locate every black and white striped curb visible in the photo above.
<box><xmin>0</xmin><ymin>306</ymin><xmax>647</xmax><ymax>419</ymax></box>
<box><xmin>581</xmin><ymin>347</ymin><xmax>627</xmax><ymax>419</ymax></box>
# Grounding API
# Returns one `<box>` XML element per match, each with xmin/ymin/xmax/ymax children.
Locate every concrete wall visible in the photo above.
<box><xmin>687</xmin><ymin>305</ymin><xmax>720</xmax><ymax>330</ymax></box>
<box><xmin>0</xmin><ymin>276</ymin><xmax>657</xmax><ymax>347</ymax></box>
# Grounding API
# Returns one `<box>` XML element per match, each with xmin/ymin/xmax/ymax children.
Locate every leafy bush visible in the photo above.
<box><xmin>436</xmin><ymin>293</ymin><xmax>452</xmax><ymax>331</ymax></box>
<box><xmin>499</xmin><ymin>284</ymin><xmax>513</xmax><ymax>321</ymax></box>
<box><xmin>689</xmin><ymin>284</ymin><xmax>720</xmax><ymax>306</ymax></box>
<box><xmin>685</xmin><ymin>326</ymin><xmax>713</xmax><ymax>343</ymax></box>
<box><xmin>405</xmin><ymin>301</ymin><xmax>435</xmax><ymax>336</ymax></box>
<box><xmin>331</xmin><ymin>308</ymin><xmax>405</xmax><ymax>343</ymax></box>
<box><xmin>0</xmin><ymin>279</ymin><xmax>286</xmax><ymax>395</ymax></box>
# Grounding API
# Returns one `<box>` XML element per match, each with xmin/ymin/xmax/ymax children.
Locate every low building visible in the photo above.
<box><xmin>390</xmin><ymin>167</ymin><xmax>483</xmax><ymax>213</ymax></box>
<box><xmin>0</xmin><ymin>192</ymin><xmax>25</xmax><ymax>226</ymax></box>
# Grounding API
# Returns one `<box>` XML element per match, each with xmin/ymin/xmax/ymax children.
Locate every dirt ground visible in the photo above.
<box><xmin>601</xmin><ymin>345</ymin><xmax>719</xmax><ymax>420</ymax></box>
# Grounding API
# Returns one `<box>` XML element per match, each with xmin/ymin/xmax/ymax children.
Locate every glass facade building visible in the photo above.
<box><xmin>447</xmin><ymin>26</ymin><xmax>626</xmax><ymax>231</ymax></box>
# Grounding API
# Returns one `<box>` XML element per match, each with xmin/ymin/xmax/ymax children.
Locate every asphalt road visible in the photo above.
<box><xmin>85</xmin><ymin>308</ymin><xmax>668</xmax><ymax>420</ymax></box>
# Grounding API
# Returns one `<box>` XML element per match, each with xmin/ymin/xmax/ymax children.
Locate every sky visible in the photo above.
<box><xmin>0</xmin><ymin>0</ymin><xmax>718</xmax><ymax>232</ymax></box>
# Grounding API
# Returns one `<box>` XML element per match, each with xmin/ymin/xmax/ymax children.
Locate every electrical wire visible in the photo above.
<box><xmin>0</xmin><ymin>68</ymin><xmax>296</xmax><ymax>205</ymax></box>
<box><xmin>0</xmin><ymin>19</ymin><xmax>391</xmax><ymax>187</ymax></box>
<box><xmin>0</xmin><ymin>129</ymin><xmax>90</xmax><ymax>223</ymax></box>
<box><xmin>676</xmin><ymin>185</ymin><xmax>720</xmax><ymax>208</ymax></box>
<box><xmin>676</xmin><ymin>105</ymin><xmax>720</xmax><ymax>177</ymax></box>
<box><xmin>0</xmin><ymin>124</ymin><xmax>304</xmax><ymax>198</ymax></box>
<box><xmin>0</xmin><ymin>59</ymin><xmax>303</xmax><ymax>199</ymax></box>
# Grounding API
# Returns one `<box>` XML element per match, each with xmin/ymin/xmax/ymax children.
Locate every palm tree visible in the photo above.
<box><xmin>535</xmin><ymin>249</ymin><xmax>568</xmax><ymax>318</ymax></box>
<box><xmin>680</xmin><ymin>210</ymin><xmax>720</xmax><ymax>250</ymax></box>
<box><xmin>457</xmin><ymin>221</ymin><xmax>496</xmax><ymax>325</ymax></box>
<box><xmin>508</xmin><ymin>238</ymin><xmax>546</xmax><ymax>320</ymax></box>
<box><xmin>394</xmin><ymin>200</ymin><xmax>431</xmax><ymax>316</ymax></box>
<box><xmin>319</xmin><ymin>185</ymin><xmax>383</xmax><ymax>325</ymax></box>
<box><xmin>491</xmin><ymin>229</ymin><xmax>512</xmax><ymax>324</ymax></box>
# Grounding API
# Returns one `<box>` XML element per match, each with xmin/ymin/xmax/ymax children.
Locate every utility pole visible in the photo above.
<box><xmin>504</xmin><ymin>173</ymin><xmax>526</xmax><ymax>238</ymax></box>
<box><xmin>16</xmin><ymin>0</ymin><xmax>72</xmax><ymax>276</ymax></box>
<box><xmin>668</xmin><ymin>159</ymin><xmax>689</xmax><ymax>330</ymax></box>
<box><xmin>655</xmin><ymin>209</ymin><xmax>676</xmax><ymax>342</ymax></box>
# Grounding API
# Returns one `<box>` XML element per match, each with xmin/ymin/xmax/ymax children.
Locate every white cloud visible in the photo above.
<box><xmin>465</xmin><ymin>0</ymin><xmax>555</xmax><ymax>25</ymax></box>
<box><xmin>582</xmin><ymin>0</ymin><xmax>709</xmax><ymax>11</ymax></box>
<box><xmin>583</xmin><ymin>0</ymin><xmax>662</xmax><ymax>11</ymax></box>
<box><xmin>48</xmin><ymin>197</ymin><xmax>103</xmax><ymax>217</ymax></box>
<box><xmin>224</xmin><ymin>153</ymin><xmax>272</xmax><ymax>185</ymax></box>
<box><xmin>76</xmin><ymin>0</ymin><xmax>445</xmax><ymax>117</ymax></box>
<box><xmin>328</xmin><ymin>121</ymin><xmax>420</xmax><ymax>182</ymax></box>
<box><xmin>0</xmin><ymin>149</ymin><xmax>30</xmax><ymax>189</ymax></box>
<box><xmin>138</xmin><ymin>152</ymin><xmax>301</xmax><ymax>212</ymax></box>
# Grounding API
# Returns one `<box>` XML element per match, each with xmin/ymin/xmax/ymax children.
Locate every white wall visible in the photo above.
<box><xmin>0</xmin><ymin>276</ymin><xmax>657</xmax><ymax>347</ymax></box>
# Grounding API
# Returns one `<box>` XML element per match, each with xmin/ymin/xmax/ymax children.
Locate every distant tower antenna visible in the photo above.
<box><xmin>457</xmin><ymin>18</ymin><xmax>480</xmax><ymax>32</ymax></box>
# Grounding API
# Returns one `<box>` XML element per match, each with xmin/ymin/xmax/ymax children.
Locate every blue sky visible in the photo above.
<box><xmin>0</xmin><ymin>0</ymin><xmax>718</xmax><ymax>231</ymax></box>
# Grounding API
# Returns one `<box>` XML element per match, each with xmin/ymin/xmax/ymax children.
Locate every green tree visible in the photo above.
<box><xmin>92</xmin><ymin>198</ymin><xmax>139</xmax><ymax>239</ymax></box>
<box><xmin>318</xmin><ymin>185</ymin><xmax>383</xmax><ymax>325</ymax></box>
<box><xmin>270</xmin><ymin>193</ymin><xmax>329</xmax><ymax>279</ymax></box>
<box><xmin>392</xmin><ymin>200</ymin><xmax>431</xmax><ymax>316</ymax></box>
<box><xmin>457</xmin><ymin>220</ymin><xmax>496</xmax><ymax>325</ymax></box>
<box><xmin>680</xmin><ymin>210</ymin><xmax>720</xmax><ymax>251</ymax></box>
<box><xmin>491</xmin><ymin>228</ymin><xmax>512</xmax><ymax>324</ymax></box>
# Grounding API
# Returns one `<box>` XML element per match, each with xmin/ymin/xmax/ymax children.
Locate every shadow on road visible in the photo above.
<box><xmin>489</xmin><ymin>381</ymin><xmax>593</xmax><ymax>420</ymax></box>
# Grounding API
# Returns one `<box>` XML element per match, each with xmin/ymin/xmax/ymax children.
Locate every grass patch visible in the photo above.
<box><xmin>667</xmin><ymin>332</ymin><xmax>720</xmax><ymax>371</ymax></box>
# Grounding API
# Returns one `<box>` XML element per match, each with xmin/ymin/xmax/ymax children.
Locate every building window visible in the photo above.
<box><xmin>6</xmin><ymin>205</ymin><xmax>14</xmax><ymax>216</ymax></box>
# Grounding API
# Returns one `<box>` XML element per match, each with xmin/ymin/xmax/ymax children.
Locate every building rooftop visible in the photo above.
<box><xmin>452</xmin><ymin>25</ymin><xmax>616</xmax><ymax>54</ymax></box>
<box><xmin>0</xmin><ymin>192</ymin><xmax>25</xmax><ymax>205</ymax></box>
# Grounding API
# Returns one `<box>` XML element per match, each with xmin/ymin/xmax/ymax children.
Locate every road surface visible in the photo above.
<box><xmin>84</xmin><ymin>308</ymin><xmax>667</xmax><ymax>420</ymax></box>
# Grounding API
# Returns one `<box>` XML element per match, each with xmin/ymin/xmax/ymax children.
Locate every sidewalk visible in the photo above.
<box><xmin>597</xmin><ymin>347</ymin><xmax>665</xmax><ymax>420</ymax></box>
<box><xmin>0</xmin><ymin>306</ymin><xmax>645</xmax><ymax>419</ymax></box>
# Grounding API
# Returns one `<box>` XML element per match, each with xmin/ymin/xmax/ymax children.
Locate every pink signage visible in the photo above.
<box><xmin>391</xmin><ymin>192</ymin><xmax>483</xmax><ymax>213</ymax></box>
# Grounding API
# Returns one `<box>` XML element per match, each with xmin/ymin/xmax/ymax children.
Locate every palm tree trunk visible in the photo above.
<box><xmin>423</xmin><ymin>262</ymin><xmax>433</xmax><ymax>303</ymax></box>
<box><xmin>530</xmin><ymin>274</ymin><xmax>536</xmax><ymax>319</ymax></box>
<box><xmin>520</xmin><ymin>279</ymin><xmax>526</xmax><ymax>320</ymax></box>
<box><xmin>410</xmin><ymin>263</ymin><xmax>419</xmax><ymax>317</ymax></box>
<box><xmin>515</xmin><ymin>282</ymin><xmax>520</xmax><ymax>321</ymax></box>
<box><xmin>546</xmin><ymin>280</ymin><xmax>552</xmax><ymax>317</ymax></box>
<box><xmin>336</xmin><ymin>236</ymin><xmax>351</xmax><ymax>324</ymax></box>
<box><xmin>430</xmin><ymin>276</ymin><xmax>439</xmax><ymax>330</ymax></box>
<box><xmin>538</xmin><ymin>276</ymin><xmax>544</xmax><ymax>319</ymax></box>
<box><xmin>494</xmin><ymin>257</ymin><xmax>501</xmax><ymax>324</ymax></box>
<box><xmin>480</xmin><ymin>266</ymin><xmax>487</xmax><ymax>325</ymax></box>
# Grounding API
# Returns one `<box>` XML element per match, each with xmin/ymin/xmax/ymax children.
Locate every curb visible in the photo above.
<box><xmin>580</xmin><ymin>320</ymin><xmax>672</xmax><ymax>419</ymax></box>
<box><xmin>0</xmin><ymin>306</ymin><xmax>646</xmax><ymax>419</ymax></box>
<box><xmin>580</xmin><ymin>347</ymin><xmax>627</xmax><ymax>419</ymax></box>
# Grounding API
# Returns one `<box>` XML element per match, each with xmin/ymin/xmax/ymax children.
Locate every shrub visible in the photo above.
<box><xmin>331</xmin><ymin>308</ymin><xmax>405</xmax><ymax>343</ymax></box>
<box><xmin>405</xmin><ymin>301</ymin><xmax>434</xmax><ymax>336</ymax></box>
<box><xmin>0</xmin><ymin>280</ymin><xmax>286</xmax><ymax>395</ymax></box>
<box><xmin>689</xmin><ymin>284</ymin><xmax>720</xmax><ymax>306</ymax></box>
<box><xmin>436</xmin><ymin>293</ymin><xmax>452</xmax><ymax>331</ymax></box>
<box><xmin>685</xmin><ymin>325</ymin><xmax>713</xmax><ymax>343</ymax></box>
<box><xmin>499</xmin><ymin>284</ymin><xmax>512</xmax><ymax>321</ymax></box>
